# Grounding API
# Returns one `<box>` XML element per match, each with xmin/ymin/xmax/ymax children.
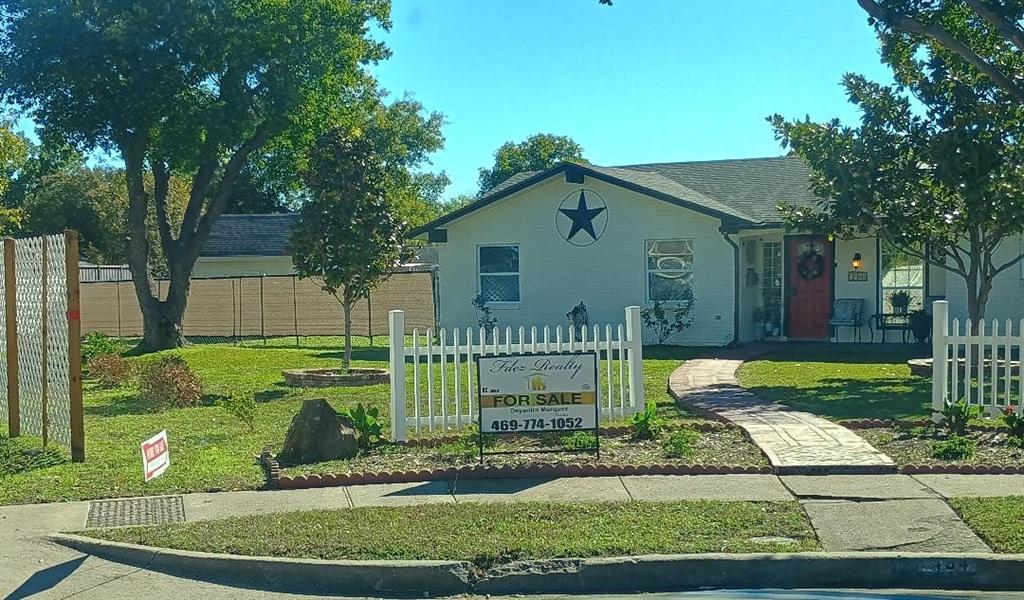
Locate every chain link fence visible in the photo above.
<box><xmin>80</xmin><ymin>269</ymin><xmax>438</xmax><ymax>345</ymax></box>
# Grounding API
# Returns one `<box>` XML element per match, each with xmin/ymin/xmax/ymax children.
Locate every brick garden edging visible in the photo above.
<box><xmin>259</xmin><ymin>446</ymin><xmax>1024</xmax><ymax>487</ymax></box>
<box><xmin>839</xmin><ymin>418</ymin><xmax>932</xmax><ymax>429</ymax></box>
<box><xmin>259</xmin><ymin>450</ymin><xmax>773</xmax><ymax>490</ymax></box>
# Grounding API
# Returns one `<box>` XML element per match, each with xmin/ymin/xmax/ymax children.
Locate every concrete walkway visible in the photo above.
<box><xmin>3</xmin><ymin>474</ymin><xmax>1022</xmax><ymax>598</ymax></box>
<box><xmin>668</xmin><ymin>355</ymin><xmax>895</xmax><ymax>474</ymax></box>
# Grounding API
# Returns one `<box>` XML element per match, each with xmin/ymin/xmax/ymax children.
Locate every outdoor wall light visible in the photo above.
<box><xmin>852</xmin><ymin>252</ymin><xmax>863</xmax><ymax>270</ymax></box>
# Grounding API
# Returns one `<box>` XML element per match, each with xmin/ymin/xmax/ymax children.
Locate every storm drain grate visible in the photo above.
<box><xmin>87</xmin><ymin>495</ymin><xmax>186</xmax><ymax>528</ymax></box>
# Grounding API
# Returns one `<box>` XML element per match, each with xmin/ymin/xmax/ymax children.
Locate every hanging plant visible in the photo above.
<box><xmin>797</xmin><ymin>248</ymin><xmax>825</xmax><ymax>280</ymax></box>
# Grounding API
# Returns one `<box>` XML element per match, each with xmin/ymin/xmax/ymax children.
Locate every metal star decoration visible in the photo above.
<box><xmin>558</xmin><ymin>190</ymin><xmax>606</xmax><ymax>242</ymax></box>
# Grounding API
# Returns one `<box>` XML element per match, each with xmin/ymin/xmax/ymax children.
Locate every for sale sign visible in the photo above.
<box><xmin>477</xmin><ymin>352</ymin><xmax>599</xmax><ymax>434</ymax></box>
<box><xmin>141</xmin><ymin>430</ymin><xmax>170</xmax><ymax>482</ymax></box>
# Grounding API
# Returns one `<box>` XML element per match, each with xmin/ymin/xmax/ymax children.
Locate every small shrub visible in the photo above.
<box><xmin>82</xmin><ymin>332</ymin><xmax>127</xmax><ymax>363</ymax></box>
<box><xmin>560</xmin><ymin>431</ymin><xmax>597</xmax><ymax>450</ymax></box>
<box><xmin>662</xmin><ymin>429</ymin><xmax>701</xmax><ymax>458</ymax></box>
<box><xmin>344</xmin><ymin>403</ymin><xmax>383</xmax><ymax>449</ymax></box>
<box><xmin>86</xmin><ymin>354</ymin><xmax>132</xmax><ymax>388</ymax></box>
<box><xmin>641</xmin><ymin>300</ymin><xmax>695</xmax><ymax>345</ymax></box>
<box><xmin>1007</xmin><ymin>435</ymin><xmax>1024</xmax><ymax>450</ymax></box>
<box><xmin>631</xmin><ymin>402</ymin><xmax>662</xmax><ymax>440</ymax></box>
<box><xmin>931</xmin><ymin>435</ymin><xmax>976</xmax><ymax>460</ymax></box>
<box><xmin>1002</xmin><ymin>405</ymin><xmax>1024</xmax><ymax>437</ymax></box>
<box><xmin>472</xmin><ymin>294</ymin><xmax>498</xmax><ymax>333</ymax></box>
<box><xmin>940</xmin><ymin>397</ymin><xmax>980</xmax><ymax>437</ymax></box>
<box><xmin>897</xmin><ymin>426</ymin><xmax>935</xmax><ymax>440</ymax></box>
<box><xmin>137</xmin><ymin>355</ymin><xmax>204</xmax><ymax>408</ymax></box>
<box><xmin>442</xmin><ymin>425</ymin><xmax>495</xmax><ymax>459</ymax></box>
<box><xmin>218</xmin><ymin>390</ymin><xmax>258</xmax><ymax>432</ymax></box>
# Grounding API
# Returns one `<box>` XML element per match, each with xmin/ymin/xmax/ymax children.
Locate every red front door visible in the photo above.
<box><xmin>786</xmin><ymin>236</ymin><xmax>833</xmax><ymax>339</ymax></box>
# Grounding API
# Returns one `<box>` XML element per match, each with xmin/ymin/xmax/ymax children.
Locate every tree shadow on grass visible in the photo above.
<box><xmin>744</xmin><ymin>376</ymin><xmax>931</xmax><ymax>421</ymax></box>
<box><xmin>254</xmin><ymin>389</ymin><xmax>288</xmax><ymax>403</ymax></box>
<box><xmin>309</xmin><ymin>346</ymin><xmax>390</xmax><ymax>362</ymax></box>
<box><xmin>83</xmin><ymin>394</ymin><xmax>153</xmax><ymax>417</ymax></box>
<box><xmin>755</xmin><ymin>348</ymin><xmax>929</xmax><ymax>365</ymax></box>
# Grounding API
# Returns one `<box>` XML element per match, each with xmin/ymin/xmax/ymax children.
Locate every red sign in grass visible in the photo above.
<box><xmin>141</xmin><ymin>430</ymin><xmax>169</xmax><ymax>482</ymax></box>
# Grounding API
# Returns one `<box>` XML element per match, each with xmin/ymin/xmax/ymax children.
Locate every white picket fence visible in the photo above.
<box><xmin>388</xmin><ymin>306</ymin><xmax>645</xmax><ymax>441</ymax></box>
<box><xmin>931</xmin><ymin>300</ymin><xmax>1023</xmax><ymax>416</ymax></box>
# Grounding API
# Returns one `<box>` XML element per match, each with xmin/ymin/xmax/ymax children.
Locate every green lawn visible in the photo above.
<box><xmin>0</xmin><ymin>339</ymin><xmax>699</xmax><ymax>505</ymax></box>
<box><xmin>948</xmin><ymin>497</ymin><xmax>1024</xmax><ymax>553</ymax></box>
<box><xmin>83</xmin><ymin>500</ymin><xmax>819</xmax><ymax>565</ymax></box>
<box><xmin>736</xmin><ymin>349</ymin><xmax>931</xmax><ymax>421</ymax></box>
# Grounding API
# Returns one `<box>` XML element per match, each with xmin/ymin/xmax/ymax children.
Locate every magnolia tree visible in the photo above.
<box><xmin>292</xmin><ymin>131</ymin><xmax>409</xmax><ymax>371</ymax></box>
<box><xmin>856</xmin><ymin>0</ymin><xmax>1024</xmax><ymax>106</ymax></box>
<box><xmin>769</xmin><ymin>6</ymin><xmax>1024</xmax><ymax>325</ymax></box>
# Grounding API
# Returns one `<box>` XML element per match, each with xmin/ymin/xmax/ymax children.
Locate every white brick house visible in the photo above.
<box><xmin>410</xmin><ymin>158</ymin><xmax>1024</xmax><ymax>345</ymax></box>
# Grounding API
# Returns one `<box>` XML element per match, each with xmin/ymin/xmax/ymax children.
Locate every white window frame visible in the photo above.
<box><xmin>477</xmin><ymin>244</ymin><xmax>520</xmax><ymax>307</ymax></box>
<box><xmin>645</xmin><ymin>239</ymin><xmax>695</xmax><ymax>305</ymax></box>
<box><xmin>879</xmin><ymin>240</ymin><xmax>926</xmax><ymax>312</ymax></box>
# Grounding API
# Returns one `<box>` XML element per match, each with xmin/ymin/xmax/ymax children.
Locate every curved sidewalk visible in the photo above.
<box><xmin>668</xmin><ymin>353</ymin><xmax>895</xmax><ymax>474</ymax></box>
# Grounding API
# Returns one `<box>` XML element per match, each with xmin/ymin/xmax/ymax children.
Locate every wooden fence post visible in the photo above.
<box><xmin>292</xmin><ymin>275</ymin><xmax>299</xmax><ymax>348</ymax></box>
<box><xmin>3</xmin><ymin>237</ymin><xmax>17</xmax><ymax>436</ymax></box>
<box><xmin>624</xmin><ymin>306</ymin><xmax>644</xmax><ymax>415</ymax></box>
<box><xmin>389</xmin><ymin>310</ymin><xmax>406</xmax><ymax>442</ymax></box>
<box><xmin>65</xmin><ymin>231</ymin><xmax>85</xmax><ymax>462</ymax></box>
<box><xmin>931</xmin><ymin>300</ymin><xmax>949</xmax><ymax>422</ymax></box>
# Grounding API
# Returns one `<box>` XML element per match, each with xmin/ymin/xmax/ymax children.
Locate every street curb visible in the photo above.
<box><xmin>49</xmin><ymin>533</ymin><xmax>474</xmax><ymax>597</ymax></box>
<box><xmin>51</xmin><ymin>533</ymin><xmax>1024</xmax><ymax>596</ymax></box>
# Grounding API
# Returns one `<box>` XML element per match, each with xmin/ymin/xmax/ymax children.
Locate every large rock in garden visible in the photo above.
<box><xmin>278</xmin><ymin>399</ymin><xmax>358</xmax><ymax>464</ymax></box>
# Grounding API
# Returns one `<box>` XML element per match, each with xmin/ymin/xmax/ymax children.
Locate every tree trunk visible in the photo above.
<box><xmin>137</xmin><ymin>300</ymin><xmax>188</xmax><ymax>352</ymax></box>
<box><xmin>342</xmin><ymin>299</ymin><xmax>352</xmax><ymax>372</ymax></box>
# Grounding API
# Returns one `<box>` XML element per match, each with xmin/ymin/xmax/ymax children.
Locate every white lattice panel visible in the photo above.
<box><xmin>13</xmin><ymin>234</ymin><xmax>71</xmax><ymax>446</ymax></box>
<box><xmin>15</xmin><ymin>236</ymin><xmax>45</xmax><ymax>439</ymax></box>
<box><xmin>46</xmin><ymin>234</ymin><xmax>70</xmax><ymax>446</ymax></box>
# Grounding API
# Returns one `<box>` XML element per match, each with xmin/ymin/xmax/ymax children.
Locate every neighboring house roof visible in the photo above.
<box><xmin>410</xmin><ymin>156</ymin><xmax>818</xmax><ymax>238</ymax></box>
<box><xmin>411</xmin><ymin>245</ymin><xmax>439</xmax><ymax>265</ymax></box>
<box><xmin>200</xmin><ymin>213</ymin><xmax>300</xmax><ymax>257</ymax></box>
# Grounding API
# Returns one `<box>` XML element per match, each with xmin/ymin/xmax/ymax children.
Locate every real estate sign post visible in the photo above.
<box><xmin>476</xmin><ymin>352</ymin><xmax>600</xmax><ymax>461</ymax></box>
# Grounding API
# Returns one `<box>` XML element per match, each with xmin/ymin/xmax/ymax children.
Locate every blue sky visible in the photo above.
<box><xmin>372</xmin><ymin>0</ymin><xmax>895</xmax><ymax>200</ymax></box>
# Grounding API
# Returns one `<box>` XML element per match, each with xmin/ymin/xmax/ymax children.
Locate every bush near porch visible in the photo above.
<box><xmin>736</xmin><ymin>349</ymin><xmax>931</xmax><ymax>421</ymax></box>
<box><xmin>0</xmin><ymin>339</ymin><xmax>723</xmax><ymax>505</ymax></box>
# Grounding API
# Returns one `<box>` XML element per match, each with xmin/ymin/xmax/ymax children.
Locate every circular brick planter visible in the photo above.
<box><xmin>282</xmin><ymin>368</ymin><xmax>389</xmax><ymax>388</ymax></box>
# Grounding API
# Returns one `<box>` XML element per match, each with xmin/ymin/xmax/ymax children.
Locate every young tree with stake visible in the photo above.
<box><xmin>291</xmin><ymin>131</ymin><xmax>409</xmax><ymax>371</ymax></box>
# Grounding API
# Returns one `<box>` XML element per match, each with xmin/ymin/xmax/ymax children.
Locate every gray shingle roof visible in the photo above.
<box><xmin>584</xmin><ymin>165</ymin><xmax>758</xmax><ymax>222</ymax></box>
<box><xmin>621</xmin><ymin>155</ymin><xmax>817</xmax><ymax>224</ymax></box>
<box><xmin>201</xmin><ymin>213</ymin><xmax>300</xmax><ymax>257</ymax></box>
<box><xmin>410</xmin><ymin>156</ymin><xmax>819</xmax><ymax>238</ymax></box>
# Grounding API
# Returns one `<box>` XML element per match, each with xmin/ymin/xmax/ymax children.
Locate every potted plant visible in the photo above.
<box><xmin>909</xmin><ymin>308</ymin><xmax>931</xmax><ymax>345</ymax></box>
<box><xmin>889</xmin><ymin>290</ymin><xmax>912</xmax><ymax>315</ymax></box>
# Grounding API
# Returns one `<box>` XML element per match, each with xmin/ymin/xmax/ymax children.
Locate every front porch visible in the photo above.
<box><xmin>734</xmin><ymin>230</ymin><xmax>939</xmax><ymax>344</ymax></box>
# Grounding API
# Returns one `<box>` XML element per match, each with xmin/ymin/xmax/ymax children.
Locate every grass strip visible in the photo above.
<box><xmin>948</xmin><ymin>496</ymin><xmax>1024</xmax><ymax>553</ymax></box>
<box><xmin>84</xmin><ymin>500</ymin><xmax>819</xmax><ymax>566</ymax></box>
